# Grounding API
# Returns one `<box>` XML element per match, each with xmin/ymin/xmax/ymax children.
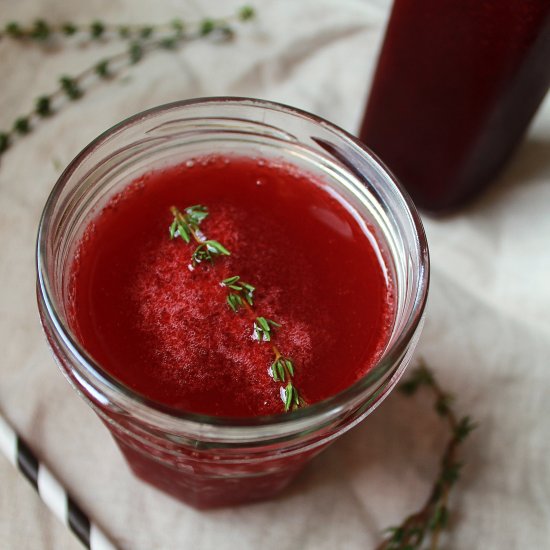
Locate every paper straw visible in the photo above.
<box><xmin>0</xmin><ymin>411</ymin><xmax>118</xmax><ymax>550</ymax></box>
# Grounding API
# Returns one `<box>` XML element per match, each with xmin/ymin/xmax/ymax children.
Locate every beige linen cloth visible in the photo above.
<box><xmin>1</xmin><ymin>1</ymin><xmax>549</xmax><ymax>548</ymax></box>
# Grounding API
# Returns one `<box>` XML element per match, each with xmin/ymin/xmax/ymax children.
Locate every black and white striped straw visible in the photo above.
<box><xmin>0</xmin><ymin>412</ymin><xmax>118</xmax><ymax>550</ymax></box>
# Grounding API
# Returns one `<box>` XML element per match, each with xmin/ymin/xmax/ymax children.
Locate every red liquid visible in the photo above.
<box><xmin>360</xmin><ymin>0</ymin><xmax>550</xmax><ymax>212</ymax></box>
<box><xmin>68</xmin><ymin>156</ymin><xmax>393</xmax><ymax>417</ymax></box>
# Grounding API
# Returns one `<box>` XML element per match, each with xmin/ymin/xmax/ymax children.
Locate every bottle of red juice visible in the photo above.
<box><xmin>360</xmin><ymin>0</ymin><xmax>550</xmax><ymax>213</ymax></box>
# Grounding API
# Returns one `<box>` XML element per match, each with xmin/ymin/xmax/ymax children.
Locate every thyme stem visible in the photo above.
<box><xmin>1</xmin><ymin>20</ymin><xmax>179</xmax><ymax>42</ymax></box>
<box><xmin>377</xmin><ymin>361</ymin><xmax>476</xmax><ymax>550</ymax></box>
<box><xmin>169</xmin><ymin>204</ymin><xmax>305</xmax><ymax>412</ymax></box>
<box><xmin>1</xmin><ymin>7</ymin><xmax>254</xmax><ymax>43</ymax></box>
<box><xmin>0</xmin><ymin>7</ymin><xmax>255</xmax><ymax>158</ymax></box>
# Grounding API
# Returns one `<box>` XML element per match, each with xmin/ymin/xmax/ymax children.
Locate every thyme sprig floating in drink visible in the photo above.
<box><xmin>221</xmin><ymin>275</ymin><xmax>256</xmax><ymax>311</ymax></box>
<box><xmin>377</xmin><ymin>362</ymin><xmax>477</xmax><ymax>550</ymax></box>
<box><xmin>0</xmin><ymin>6</ymin><xmax>255</xmax><ymax>158</ymax></box>
<box><xmin>169</xmin><ymin>204</ymin><xmax>209</xmax><ymax>243</ymax></box>
<box><xmin>169</xmin><ymin>206</ymin><xmax>230</xmax><ymax>267</ymax></box>
<box><xmin>252</xmin><ymin>317</ymin><xmax>280</xmax><ymax>342</ymax></box>
<box><xmin>220</xmin><ymin>278</ymin><xmax>304</xmax><ymax>410</ymax></box>
<box><xmin>169</xmin><ymin>204</ymin><xmax>305</xmax><ymax>412</ymax></box>
<box><xmin>192</xmin><ymin>240</ymin><xmax>231</xmax><ymax>267</ymax></box>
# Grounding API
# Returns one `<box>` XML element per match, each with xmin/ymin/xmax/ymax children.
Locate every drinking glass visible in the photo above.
<box><xmin>37</xmin><ymin>98</ymin><xmax>429</xmax><ymax>508</ymax></box>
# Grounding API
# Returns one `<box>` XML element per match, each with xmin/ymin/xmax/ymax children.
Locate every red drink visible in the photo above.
<box><xmin>37</xmin><ymin>99</ymin><xmax>428</xmax><ymax>509</ymax></box>
<box><xmin>360</xmin><ymin>0</ymin><xmax>550</xmax><ymax>212</ymax></box>
<box><xmin>68</xmin><ymin>156</ymin><xmax>393</xmax><ymax>417</ymax></box>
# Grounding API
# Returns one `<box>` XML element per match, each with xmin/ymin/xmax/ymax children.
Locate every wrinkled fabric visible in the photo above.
<box><xmin>0</xmin><ymin>1</ymin><xmax>549</xmax><ymax>548</ymax></box>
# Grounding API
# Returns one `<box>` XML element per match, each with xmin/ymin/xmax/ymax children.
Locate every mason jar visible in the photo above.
<box><xmin>36</xmin><ymin>97</ymin><xmax>429</xmax><ymax>509</ymax></box>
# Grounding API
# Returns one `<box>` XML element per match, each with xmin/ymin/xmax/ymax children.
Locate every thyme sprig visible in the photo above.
<box><xmin>169</xmin><ymin>206</ymin><xmax>229</xmax><ymax>267</ymax></box>
<box><xmin>169</xmin><ymin>205</ymin><xmax>209</xmax><ymax>243</ymax></box>
<box><xmin>271</xmin><ymin>355</ymin><xmax>294</xmax><ymax>382</ymax></box>
<box><xmin>192</xmin><ymin>240</ymin><xmax>231</xmax><ymax>267</ymax></box>
<box><xmin>283</xmin><ymin>380</ymin><xmax>301</xmax><ymax>411</ymax></box>
<box><xmin>0</xmin><ymin>6</ymin><xmax>255</xmax><ymax>158</ymax></box>
<box><xmin>377</xmin><ymin>362</ymin><xmax>477</xmax><ymax>550</ymax></box>
<box><xmin>1</xmin><ymin>18</ymin><xmax>165</xmax><ymax>43</ymax></box>
<box><xmin>1</xmin><ymin>7</ymin><xmax>255</xmax><ymax>43</ymax></box>
<box><xmin>221</xmin><ymin>275</ymin><xmax>255</xmax><ymax>312</ymax></box>
<box><xmin>271</xmin><ymin>350</ymin><xmax>305</xmax><ymax>410</ymax></box>
<box><xmin>168</xmin><ymin>204</ymin><xmax>305</xmax><ymax>412</ymax></box>
<box><xmin>253</xmin><ymin>317</ymin><xmax>281</xmax><ymax>342</ymax></box>
<box><xmin>2</xmin><ymin>19</ymin><xmax>181</xmax><ymax>43</ymax></box>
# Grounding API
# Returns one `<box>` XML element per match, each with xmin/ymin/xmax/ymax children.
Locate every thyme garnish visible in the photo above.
<box><xmin>191</xmin><ymin>240</ymin><xmax>231</xmax><ymax>266</ymax></box>
<box><xmin>377</xmin><ymin>362</ymin><xmax>477</xmax><ymax>550</ymax></box>
<box><xmin>253</xmin><ymin>317</ymin><xmax>281</xmax><ymax>342</ymax></box>
<box><xmin>283</xmin><ymin>380</ymin><xmax>301</xmax><ymax>411</ymax></box>
<box><xmin>169</xmin><ymin>206</ymin><xmax>229</xmax><ymax>267</ymax></box>
<box><xmin>221</xmin><ymin>275</ymin><xmax>255</xmax><ymax>311</ymax></box>
<box><xmin>169</xmin><ymin>205</ymin><xmax>209</xmax><ymax>243</ymax></box>
<box><xmin>168</xmin><ymin>204</ymin><xmax>305</xmax><ymax>412</ymax></box>
<box><xmin>0</xmin><ymin>7</ymin><xmax>255</xmax><ymax>159</ymax></box>
<box><xmin>270</xmin><ymin>355</ymin><xmax>294</xmax><ymax>382</ymax></box>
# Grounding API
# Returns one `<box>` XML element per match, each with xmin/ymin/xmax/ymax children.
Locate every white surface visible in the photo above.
<box><xmin>1</xmin><ymin>1</ymin><xmax>549</xmax><ymax>549</ymax></box>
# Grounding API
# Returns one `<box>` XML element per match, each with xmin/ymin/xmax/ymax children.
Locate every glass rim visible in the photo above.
<box><xmin>36</xmin><ymin>96</ymin><xmax>429</xmax><ymax>432</ymax></box>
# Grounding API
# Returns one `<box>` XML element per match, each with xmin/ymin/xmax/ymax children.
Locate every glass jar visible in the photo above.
<box><xmin>36</xmin><ymin>98</ymin><xmax>429</xmax><ymax>509</ymax></box>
